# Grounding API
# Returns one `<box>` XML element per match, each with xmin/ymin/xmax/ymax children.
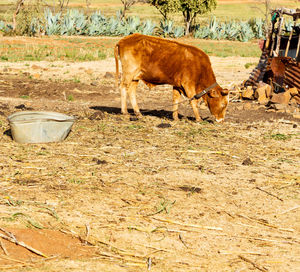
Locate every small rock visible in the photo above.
<box><xmin>72</xmin><ymin>88</ymin><xmax>82</xmax><ymax>93</ymax></box>
<box><xmin>289</xmin><ymin>95</ymin><xmax>300</xmax><ymax>105</ymax></box>
<box><xmin>157</xmin><ymin>123</ymin><xmax>171</xmax><ymax>128</ymax></box>
<box><xmin>91</xmin><ymin>81</ymin><xmax>98</xmax><ymax>86</ymax></box>
<box><xmin>293</xmin><ymin>114</ymin><xmax>300</xmax><ymax>119</ymax></box>
<box><xmin>289</xmin><ymin>87</ymin><xmax>299</xmax><ymax>97</ymax></box>
<box><xmin>85</xmin><ymin>68</ymin><xmax>93</xmax><ymax>75</ymax></box>
<box><xmin>92</xmin><ymin>158</ymin><xmax>107</xmax><ymax>165</ymax></box>
<box><xmin>32</xmin><ymin>73</ymin><xmax>40</xmax><ymax>79</ymax></box>
<box><xmin>242</xmin><ymin>158</ymin><xmax>253</xmax><ymax>165</ymax></box>
<box><xmin>130</xmin><ymin>117</ymin><xmax>139</xmax><ymax>121</ymax></box>
<box><xmin>89</xmin><ymin>111</ymin><xmax>104</xmax><ymax>120</ymax></box>
<box><xmin>273</xmin><ymin>104</ymin><xmax>287</xmax><ymax>111</ymax></box>
<box><xmin>104</xmin><ymin>72</ymin><xmax>114</xmax><ymax>79</ymax></box>
<box><xmin>15</xmin><ymin>104</ymin><xmax>26</xmax><ymax>109</ymax></box>
<box><xmin>255</xmin><ymin>86</ymin><xmax>269</xmax><ymax>104</ymax></box>
<box><xmin>242</xmin><ymin>86</ymin><xmax>254</xmax><ymax>100</ymax></box>
<box><xmin>270</xmin><ymin>91</ymin><xmax>291</xmax><ymax>105</ymax></box>
<box><xmin>31</xmin><ymin>64</ymin><xmax>42</xmax><ymax>70</ymax></box>
<box><xmin>265</xmin><ymin>84</ymin><xmax>272</xmax><ymax>98</ymax></box>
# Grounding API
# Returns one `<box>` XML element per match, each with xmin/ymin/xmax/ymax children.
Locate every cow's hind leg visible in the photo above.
<box><xmin>172</xmin><ymin>87</ymin><xmax>181</xmax><ymax>121</ymax></box>
<box><xmin>127</xmin><ymin>80</ymin><xmax>141</xmax><ymax>117</ymax></box>
<box><xmin>120</xmin><ymin>82</ymin><xmax>129</xmax><ymax>115</ymax></box>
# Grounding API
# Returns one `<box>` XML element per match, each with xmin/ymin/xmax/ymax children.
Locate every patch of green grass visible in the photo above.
<box><xmin>67</xmin><ymin>94</ymin><xmax>74</xmax><ymax>101</ymax></box>
<box><xmin>68</xmin><ymin>178</ymin><xmax>84</xmax><ymax>184</ymax></box>
<box><xmin>20</xmin><ymin>95</ymin><xmax>30</xmax><ymax>99</ymax></box>
<box><xmin>72</xmin><ymin>77</ymin><xmax>80</xmax><ymax>83</ymax></box>
<box><xmin>127</xmin><ymin>124</ymin><xmax>143</xmax><ymax>130</ymax></box>
<box><xmin>267</xmin><ymin>133</ymin><xmax>292</xmax><ymax>141</ymax></box>
<box><xmin>245</xmin><ymin>62</ymin><xmax>257</xmax><ymax>69</ymax></box>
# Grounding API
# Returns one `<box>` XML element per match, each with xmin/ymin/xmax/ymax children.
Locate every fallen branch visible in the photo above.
<box><xmin>255</xmin><ymin>186</ymin><xmax>283</xmax><ymax>202</ymax></box>
<box><xmin>238</xmin><ymin>255</ymin><xmax>268</xmax><ymax>272</ymax></box>
<box><xmin>0</xmin><ymin>231</ymin><xmax>48</xmax><ymax>258</ymax></box>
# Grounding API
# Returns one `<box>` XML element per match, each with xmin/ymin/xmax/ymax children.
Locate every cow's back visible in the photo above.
<box><xmin>117</xmin><ymin>34</ymin><xmax>215</xmax><ymax>87</ymax></box>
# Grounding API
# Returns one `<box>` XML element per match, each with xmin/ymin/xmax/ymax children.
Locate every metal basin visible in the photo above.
<box><xmin>8</xmin><ymin>111</ymin><xmax>76</xmax><ymax>143</ymax></box>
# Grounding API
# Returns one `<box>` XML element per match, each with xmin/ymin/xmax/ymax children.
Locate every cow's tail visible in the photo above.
<box><xmin>114</xmin><ymin>44</ymin><xmax>119</xmax><ymax>90</ymax></box>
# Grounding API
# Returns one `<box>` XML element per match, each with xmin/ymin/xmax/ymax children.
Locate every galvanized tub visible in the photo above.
<box><xmin>8</xmin><ymin>111</ymin><xmax>76</xmax><ymax>143</ymax></box>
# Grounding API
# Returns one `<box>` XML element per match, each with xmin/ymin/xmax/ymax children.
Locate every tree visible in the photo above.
<box><xmin>179</xmin><ymin>0</ymin><xmax>217</xmax><ymax>35</ymax></box>
<box><xmin>149</xmin><ymin>0</ymin><xmax>179</xmax><ymax>20</ymax></box>
<box><xmin>120</xmin><ymin>0</ymin><xmax>149</xmax><ymax>19</ymax></box>
<box><xmin>149</xmin><ymin>0</ymin><xmax>217</xmax><ymax>35</ymax></box>
<box><xmin>251</xmin><ymin>0</ymin><xmax>271</xmax><ymax>33</ymax></box>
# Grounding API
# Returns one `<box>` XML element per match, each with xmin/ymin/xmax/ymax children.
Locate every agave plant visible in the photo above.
<box><xmin>248</xmin><ymin>18</ymin><xmax>265</xmax><ymax>39</ymax></box>
<box><xmin>174</xmin><ymin>26</ymin><xmax>184</xmax><ymax>38</ymax></box>
<box><xmin>140</xmin><ymin>19</ymin><xmax>156</xmax><ymax>35</ymax></box>
<box><xmin>87</xmin><ymin>11</ymin><xmax>107</xmax><ymax>36</ymax></box>
<box><xmin>159</xmin><ymin>19</ymin><xmax>174</xmax><ymax>37</ymax></box>
<box><xmin>237</xmin><ymin>21</ymin><xmax>254</xmax><ymax>42</ymax></box>
<box><xmin>60</xmin><ymin>9</ymin><xmax>87</xmax><ymax>35</ymax></box>
<box><xmin>30</xmin><ymin>18</ymin><xmax>43</xmax><ymax>36</ymax></box>
<box><xmin>44</xmin><ymin>8</ymin><xmax>61</xmax><ymax>35</ymax></box>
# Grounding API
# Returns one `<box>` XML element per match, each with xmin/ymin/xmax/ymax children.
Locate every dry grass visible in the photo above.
<box><xmin>0</xmin><ymin>97</ymin><xmax>299</xmax><ymax>271</ymax></box>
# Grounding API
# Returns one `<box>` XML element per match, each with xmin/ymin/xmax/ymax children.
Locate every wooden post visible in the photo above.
<box><xmin>274</xmin><ymin>11</ymin><xmax>284</xmax><ymax>56</ymax></box>
<box><xmin>296</xmin><ymin>33</ymin><xmax>300</xmax><ymax>60</ymax></box>
<box><xmin>285</xmin><ymin>20</ymin><xmax>296</xmax><ymax>57</ymax></box>
<box><xmin>269</xmin><ymin>19</ymin><xmax>277</xmax><ymax>56</ymax></box>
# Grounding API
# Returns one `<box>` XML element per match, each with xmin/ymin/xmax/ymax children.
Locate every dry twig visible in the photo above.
<box><xmin>152</xmin><ymin>217</ymin><xmax>223</xmax><ymax>231</ymax></box>
<box><xmin>238</xmin><ymin>255</ymin><xmax>268</xmax><ymax>272</ymax></box>
<box><xmin>0</xmin><ymin>254</ymin><xmax>32</xmax><ymax>265</ymax></box>
<box><xmin>0</xmin><ymin>231</ymin><xmax>48</xmax><ymax>258</ymax></box>
<box><xmin>255</xmin><ymin>186</ymin><xmax>283</xmax><ymax>202</ymax></box>
<box><xmin>0</xmin><ymin>239</ymin><xmax>8</xmax><ymax>255</ymax></box>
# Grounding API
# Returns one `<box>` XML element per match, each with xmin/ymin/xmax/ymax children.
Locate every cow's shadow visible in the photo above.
<box><xmin>90</xmin><ymin>106</ymin><xmax>213</xmax><ymax>123</ymax></box>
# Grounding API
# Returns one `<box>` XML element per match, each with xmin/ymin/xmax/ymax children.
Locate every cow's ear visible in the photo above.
<box><xmin>208</xmin><ymin>89</ymin><xmax>219</xmax><ymax>98</ymax></box>
<box><xmin>221</xmin><ymin>89</ymin><xmax>229</xmax><ymax>96</ymax></box>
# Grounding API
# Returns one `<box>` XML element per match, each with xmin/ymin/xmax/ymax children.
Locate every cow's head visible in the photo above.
<box><xmin>205</xmin><ymin>87</ymin><xmax>229</xmax><ymax>122</ymax></box>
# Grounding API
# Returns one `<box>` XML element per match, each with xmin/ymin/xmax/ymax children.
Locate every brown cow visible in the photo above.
<box><xmin>114</xmin><ymin>34</ymin><xmax>229</xmax><ymax>122</ymax></box>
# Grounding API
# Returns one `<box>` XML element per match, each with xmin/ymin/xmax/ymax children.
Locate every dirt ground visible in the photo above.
<box><xmin>0</xmin><ymin>52</ymin><xmax>299</xmax><ymax>272</ymax></box>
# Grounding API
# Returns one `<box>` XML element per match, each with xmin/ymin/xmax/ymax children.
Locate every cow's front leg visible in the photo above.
<box><xmin>190</xmin><ymin>99</ymin><xmax>202</xmax><ymax>122</ymax></box>
<box><xmin>172</xmin><ymin>87</ymin><xmax>181</xmax><ymax>121</ymax></box>
<box><xmin>128</xmin><ymin>81</ymin><xmax>141</xmax><ymax>117</ymax></box>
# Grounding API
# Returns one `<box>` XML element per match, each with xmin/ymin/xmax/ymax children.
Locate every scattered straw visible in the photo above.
<box><xmin>255</xmin><ymin>186</ymin><xmax>283</xmax><ymax>202</ymax></box>
<box><xmin>152</xmin><ymin>217</ymin><xmax>223</xmax><ymax>231</ymax></box>
<box><xmin>0</xmin><ymin>239</ymin><xmax>8</xmax><ymax>255</ymax></box>
<box><xmin>238</xmin><ymin>255</ymin><xmax>268</xmax><ymax>272</ymax></box>
<box><xmin>0</xmin><ymin>230</ymin><xmax>48</xmax><ymax>258</ymax></box>
<box><xmin>280</xmin><ymin>205</ymin><xmax>300</xmax><ymax>215</ymax></box>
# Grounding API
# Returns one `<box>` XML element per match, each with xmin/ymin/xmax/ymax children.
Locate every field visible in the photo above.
<box><xmin>0</xmin><ymin>0</ymin><xmax>299</xmax><ymax>24</ymax></box>
<box><xmin>0</xmin><ymin>32</ymin><xmax>299</xmax><ymax>271</ymax></box>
